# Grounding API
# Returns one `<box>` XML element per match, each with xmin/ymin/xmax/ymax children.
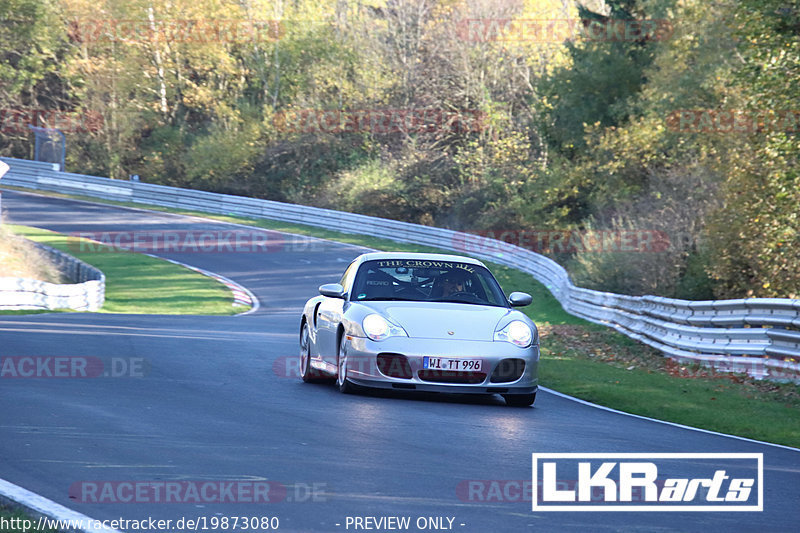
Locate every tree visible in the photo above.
<box><xmin>0</xmin><ymin>0</ymin><xmax>73</xmax><ymax>158</ymax></box>
<box><xmin>705</xmin><ymin>0</ymin><xmax>800</xmax><ymax>298</ymax></box>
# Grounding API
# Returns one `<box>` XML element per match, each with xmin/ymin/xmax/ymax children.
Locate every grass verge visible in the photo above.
<box><xmin>2</xmin><ymin>224</ymin><xmax>243</xmax><ymax>315</ymax></box>
<box><xmin>540</xmin><ymin>324</ymin><xmax>800</xmax><ymax>446</ymax></box>
<box><xmin>3</xmin><ymin>186</ymin><xmax>799</xmax><ymax>446</ymax></box>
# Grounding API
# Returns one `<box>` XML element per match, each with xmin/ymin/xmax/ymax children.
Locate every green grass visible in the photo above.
<box><xmin>4</xmin><ymin>225</ymin><xmax>244</xmax><ymax>315</ymax></box>
<box><xmin>540</xmin><ymin>328</ymin><xmax>800</xmax><ymax>446</ymax></box>
<box><xmin>3</xmin><ymin>185</ymin><xmax>799</xmax><ymax>446</ymax></box>
<box><xmin>543</xmin><ymin>357</ymin><xmax>800</xmax><ymax>446</ymax></box>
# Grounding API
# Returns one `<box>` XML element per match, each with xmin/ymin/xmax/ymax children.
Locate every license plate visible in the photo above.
<box><xmin>423</xmin><ymin>357</ymin><xmax>482</xmax><ymax>372</ymax></box>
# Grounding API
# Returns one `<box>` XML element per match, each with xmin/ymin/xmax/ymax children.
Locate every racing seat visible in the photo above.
<box><xmin>359</xmin><ymin>270</ymin><xmax>396</xmax><ymax>299</ymax></box>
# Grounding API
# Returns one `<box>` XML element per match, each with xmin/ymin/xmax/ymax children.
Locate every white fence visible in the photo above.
<box><xmin>0</xmin><ymin>239</ymin><xmax>105</xmax><ymax>312</ymax></box>
<box><xmin>1</xmin><ymin>156</ymin><xmax>798</xmax><ymax>380</ymax></box>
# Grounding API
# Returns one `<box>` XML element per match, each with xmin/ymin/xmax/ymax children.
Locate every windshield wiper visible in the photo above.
<box><xmin>430</xmin><ymin>298</ymin><xmax>481</xmax><ymax>305</ymax></box>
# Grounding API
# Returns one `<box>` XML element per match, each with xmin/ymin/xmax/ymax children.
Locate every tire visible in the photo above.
<box><xmin>503</xmin><ymin>392</ymin><xmax>536</xmax><ymax>407</ymax></box>
<box><xmin>336</xmin><ymin>334</ymin><xmax>357</xmax><ymax>394</ymax></box>
<box><xmin>299</xmin><ymin>322</ymin><xmax>323</xmax><ymax>383</ymax></box>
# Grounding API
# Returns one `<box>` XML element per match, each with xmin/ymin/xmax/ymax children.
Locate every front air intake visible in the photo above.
<box><xmin>377</xmin><ymin>353</ymin><xmax>413</xmax><ymax>379</ymax></box>
<box><xmin>490</xmin><ymin>358</ymin><xmax>526</xmax><ymax>383</ymax></box>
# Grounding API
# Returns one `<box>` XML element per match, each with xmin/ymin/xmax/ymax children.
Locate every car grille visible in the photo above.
<box><xmin>490</xmin><ymin>358</ymin><xmax>526</xmax><ymax>383</ymax></box>
<box><xmin>417</xmin><ymin>370</ymin><xmax>487</xmax><ymax>384</ymax></box>
<box><xmin>377</xmin><ymin>353</ymin><xmax>413</xmax><ymax>379</ymax></box>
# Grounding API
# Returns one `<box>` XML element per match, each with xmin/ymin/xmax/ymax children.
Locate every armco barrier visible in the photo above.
<box><xmin>0</xmin><ymin>240</ymin><xmax>105</xmax><ymax>311</ymax></box>
<box><xmin>1</xmin><ymin>156</ymin><xmax>798</xmax><ymax>380</ymax></box>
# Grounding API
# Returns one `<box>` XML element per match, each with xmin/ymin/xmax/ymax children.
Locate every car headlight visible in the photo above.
<box><xmin>494</xmin><ymin>320</ymin><xmax>533</xmax><ymax>348</ymax></box>
<box><xmin>363</xmin><ymin>314</ymin><xmax>407</xmax><ymax>341</ymax></box>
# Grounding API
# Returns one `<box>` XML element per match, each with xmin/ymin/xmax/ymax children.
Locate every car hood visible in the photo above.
<box><xmin>360</xmin><ymin>301</ymin><xmax>513</xmax><ymax>341</ymax></box>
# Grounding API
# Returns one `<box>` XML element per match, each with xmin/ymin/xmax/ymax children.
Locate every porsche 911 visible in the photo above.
<box><xmin>298</xmin><ymin>252</ymin><xmax>539</xmax><ymax>406</ymax></box>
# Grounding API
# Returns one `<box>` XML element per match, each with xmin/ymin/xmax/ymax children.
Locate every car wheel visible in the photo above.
<box><xmin>336</xmin><ymin>334</ymin><xmax>356</xmax><ymax>394</ymax></box>
<box><xmin>299</xmin><ymin>322</ymin><xmax>321</xmax><ymax>383</ymax></box>
<box><xmin>503</xmin><ymin>392</ymin><xmax>536</xmax><ymax>407</ymax></box>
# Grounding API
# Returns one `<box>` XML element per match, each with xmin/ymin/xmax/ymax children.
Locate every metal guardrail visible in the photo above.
<box><xmin>0</xmin><ymin>240</ymin><xmax>105</xmax><ymax>311</ymax></box>
<box><xmin>1</xmin><ymin>156</ymin><xmax>798</xmax><ymax>380</ymax></box>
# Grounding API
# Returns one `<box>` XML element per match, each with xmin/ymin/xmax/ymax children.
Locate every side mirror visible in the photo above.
<box><xmin>319</xmin><ymin>283</ymin><xmax>346</xmax><ymax>299</ymax></box>
<box><xmin>508</xmin><ymin>292</ymin><xmax>532</xmax><ymax>307</ymax></box>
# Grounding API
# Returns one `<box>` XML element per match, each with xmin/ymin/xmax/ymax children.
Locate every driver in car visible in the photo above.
<box><xmin>439</xmin><ymin>270</ymin><xmax>470</xmax><ymax>297</ymax></box>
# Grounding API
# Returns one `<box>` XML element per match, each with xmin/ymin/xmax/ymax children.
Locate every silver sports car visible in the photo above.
<box><xmin>298</xmin><ymin>252</ymin><xmax>539</xmax><ymax>406</ymax></box>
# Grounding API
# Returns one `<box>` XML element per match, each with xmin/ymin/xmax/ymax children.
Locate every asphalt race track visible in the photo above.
<box><xmin>1</xmin><ymin>189</ymin><xmax>799</xmax><ymax>532</ymax></box>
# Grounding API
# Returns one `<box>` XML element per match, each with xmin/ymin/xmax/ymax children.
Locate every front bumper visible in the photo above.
<box><xmin>343</xmin><ymin>336</ymin><xmax>538</xmax><ymax>395</ymax></box>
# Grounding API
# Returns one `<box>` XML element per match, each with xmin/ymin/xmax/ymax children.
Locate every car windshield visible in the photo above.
<box><xmin>351</xmin><ymin>259</ymin><xmax>508</xmax><ymax>307</ymax></box>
